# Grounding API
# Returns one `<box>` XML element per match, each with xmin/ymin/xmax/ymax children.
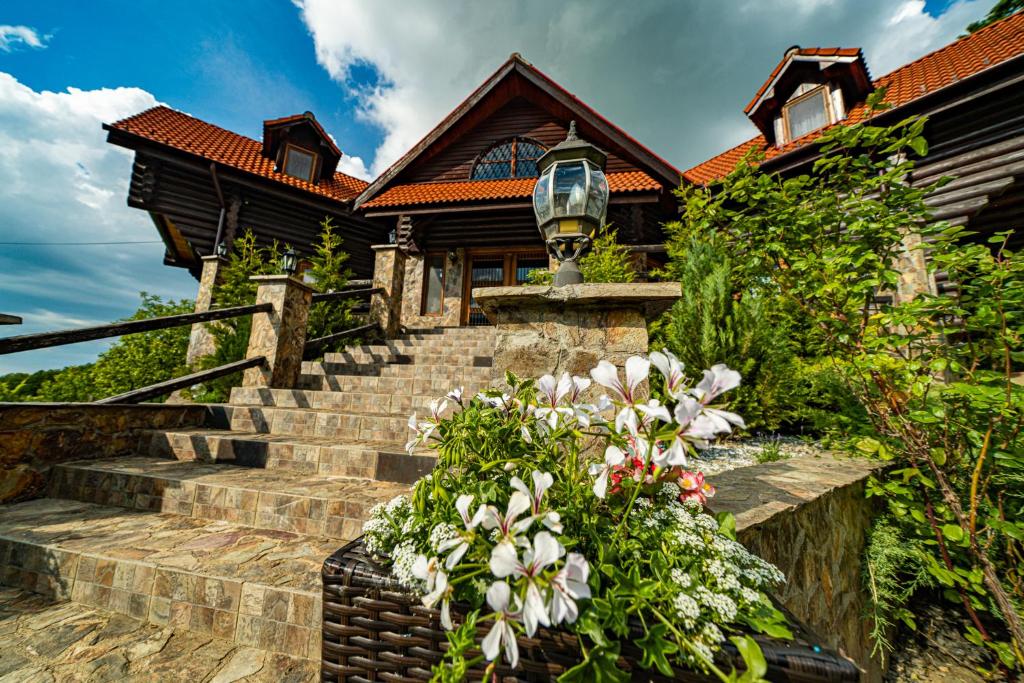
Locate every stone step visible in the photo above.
<box><xmin>230</xmin><ymin>385</ymin><xmax>463</xmax><ymax>416</ymax></box>
<box><xmin>0</xmin><ymin>497</ymin><xmax>338</xmax><ymax>659</ymax></box>
<box><xmin>48</xmin><ymin>457</ymin><xmax>408</xmax><ymax>539</ymax></box>
<box><xmin>0</xmin><ymin>586</ymin><xmax>319</xmax><ymax>681</ymax></box>
<box><xmin>143</xmin><ymin>429</ymin><xmax>435</xmax><ymax>482</ymax></box>
<box><xmin>401</xmin><ymin>327</ymin><xmax>496</xmax><ymax>338</ymax></box>
<box><xmin>341</xmin><ymin>338</ymin><xmax>496</xmax><ymax>354</ymax></box>
<box><xmin>223</xmin><ymin>404</ymin><xmax>409</xmax><ymax>441</ymax></box>
<box><xmin>322</xmin><ymin>349</ymin><xmax>494</xmax><ymax>366</ymax></box>
<box><xmin>303</xmin><ymin>361</ymin><xmax>494</xmax><ymax>381</ymax></box>
<box><xmin>297</xmin><ymin>372</ymin><xmax>489</xmax><ymax>396</ymax></box>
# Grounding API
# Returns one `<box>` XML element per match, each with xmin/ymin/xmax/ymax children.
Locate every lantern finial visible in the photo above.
<box><xmin>566</xmin><ymin>120</ymin><xmax>578</xmax><ymax>141</ymax></box>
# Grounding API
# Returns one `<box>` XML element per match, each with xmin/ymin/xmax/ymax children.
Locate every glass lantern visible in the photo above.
<box><xmin>281</xmin><ymin>247</ymin><xmax>299</xmax><ymax>276</ymax></box>
<box><xmin>532</xmin><ymin>121</ymin><xmax>609</xmax><ymax>286</ymax></box>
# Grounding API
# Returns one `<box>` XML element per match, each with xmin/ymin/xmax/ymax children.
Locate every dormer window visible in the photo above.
<box><xmin>471</xmin><ymin>137</ymin><xmax>547</xmax><ymax>179</ymax></box>
<box><xmin>283</xmin><ymin>144</ymin><xmax>317</xmax><ymax>181</ymax></box>
<box><xmin>782</xmin><ymin>86</ymin><xmax>832</xmax><ymax>142</ymax></box>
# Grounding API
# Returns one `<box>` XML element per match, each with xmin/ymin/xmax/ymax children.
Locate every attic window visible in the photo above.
<box><xmin>471</xmin><ymin>138</ymin><xmax>547</xmax><ymax>180</ymax></box>
<box><xmin>283</xmin><ymin>144</ymin><xmax>317</xmax><ymax>181</ymax></box>
<box><xmin>783</xmin><ymin>86</ymin><xmax>831</xmax><ymax>142</ymax></box>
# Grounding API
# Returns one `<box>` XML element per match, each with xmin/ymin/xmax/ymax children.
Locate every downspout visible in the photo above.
<box><xmin>210</xmin><ymin>162</ymin><xmax>227</xmax><ymax>253</ymax></box>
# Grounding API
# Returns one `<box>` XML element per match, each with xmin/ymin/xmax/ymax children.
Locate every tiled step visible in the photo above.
<box><xmin>0</xmin><ymin>587</ymin><xmax>320</xmax><ymax>681</ymax></box>
<box><xmin>143</xmin><ymin>429</ymin><xmax>435</xmax><ymax>482</ymax></box>
<box><xmin>230</xmin><ymin>385</ymin><xmax>475</xmax><ymax>415</ymax></box>
<box><xmin>322</xmin><ymin>349</ymin><xmax>494</xmax><ymax>367</ymax></box>
<box><xmin>0</xmin><ymin>497</ymin><xmax>338</xmax><ymax>659</ymax></box>
<box><xmin>305</xmin><ymin>361</ymin><xmax>494</xmax><ymax>380</ymax></box>
<box><xmin>48</xmin><ymin>457</ymin><xmax>409</xmax><ymax>539</ymax></box>
<box><xmin>298</xmin><ymin>370</ymin><xmax>490</xmax><ymax>395</ymax></box>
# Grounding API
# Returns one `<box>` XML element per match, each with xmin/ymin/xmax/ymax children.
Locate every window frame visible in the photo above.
<box><xmin>282</xmin><ymin>143</ymin><xmax>319</xmax><ymax>182</ymax></box>
<box><xmin>420</xmin><ymin>252</ymin><xmax>447</xmax><ymax>317</ymax></box>
<box><xmin>470</xmin><ymin>137</ymin><xmax>547</xmax><ymax>180</ymax></box>
<box><xmin>781</xmin><ymin>85</ymin><xmax>833</xmax><ymax>144</ymax></box>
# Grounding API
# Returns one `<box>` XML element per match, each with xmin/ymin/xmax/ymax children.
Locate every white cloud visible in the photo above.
<box><xmin>295</xmin><ymin>0</ymin><xmax>989</xmax><ymax>175</ymax></box>
<box><xmin>0</xmin><ymin>25</ymin><xmax>47</xmax><ymax>52</ymax></box>
<box><xmin>0</xmin><ymin>73</ymin><xmax>196</xmax><ymax>374</ymax></box>
<box><xmin>337</xmin><ymin>153</ymin><xmax>372</xmax><ymax>180</ymax></box>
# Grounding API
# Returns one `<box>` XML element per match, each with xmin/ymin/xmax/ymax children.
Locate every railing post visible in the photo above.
<box><xmin>185</xmin><ymin>255</ymin><xmax>227</xmax><ymax>367</ymax></box>
<box><xmin>370</xmin><ymin>244</ymin><xmax>406</xmax><ymax>338</ymax></box>
<box><xmin>242</xmin><ymin>275</ymin><xmax>313</xmax><ymax>389</ymax></box>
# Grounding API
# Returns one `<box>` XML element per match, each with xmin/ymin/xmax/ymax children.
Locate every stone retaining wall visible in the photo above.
<box><xmin>0</xmin><ymin>403</ymin><xmax>211</xmax><ymax>504</ymax></box>
<box><xmin>709</xmin><ymin>454</ymin><xmax>884</xmax><ymax>682</ymax></box>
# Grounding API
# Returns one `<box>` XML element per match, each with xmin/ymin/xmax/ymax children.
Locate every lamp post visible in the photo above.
<box><xmin>280</xmin><ymin>247</ymin><xmax>299</xmax><ymax>276</ymax></box>
<box><xmin>532</xmin><ymin>121</ymin><xmax>609</xmax><ymax>286</ymax></box>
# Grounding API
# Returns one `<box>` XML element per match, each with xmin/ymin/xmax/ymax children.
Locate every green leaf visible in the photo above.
<box><xmin>637</xmin><ymin>625</ymin><xmax>678</xmax><ymax>676</ymax></box>
<box><xmin>558</xmin><ymin>645</ymin><xmax>629</xmax><ymax>683</ymax></box>
<box><xmin>731</xmin><ymin>635</ymin><xmax>768</xmax><ymax>682</ymax></box>
<box><xmin>908</xmin><ymin>136</ymin><xmax>929</xmax><ymax>157</ymax></box>
<box><xmin>941</xmin><ymin>524</ymin><xmax>964</xmax><ymax>542</ymax></box>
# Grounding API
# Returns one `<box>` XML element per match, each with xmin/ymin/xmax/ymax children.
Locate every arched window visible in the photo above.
<box><xmin>471</xmin><ymin>138</ymin><xmax>547</xmax><ymax>180</ymax></box>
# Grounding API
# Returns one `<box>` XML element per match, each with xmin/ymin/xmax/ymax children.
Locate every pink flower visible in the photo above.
<box><xmin>677</xmin><ymin>471</ymin><xmax>716</xmax><ymax>504</ymax></box>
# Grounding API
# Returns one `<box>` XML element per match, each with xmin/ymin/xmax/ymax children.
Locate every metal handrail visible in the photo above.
<box><xmin>96</xmin><ymin>356</ymin><xmax>266</xmax><ymax>404</ymax></box>
<box><xmin>311</xmin><ymin>287</ymin><xmax>382</xmax><ymax>304</ymax></box>
<box><xmin>303</xmin><ymin>323</ymin><xmax>378</xmax><ymax>360</ymax></box>
<box><xmin>0</xmin><ymin>302</ymin><xmax>272</xmax><ymax>355</ymax></box>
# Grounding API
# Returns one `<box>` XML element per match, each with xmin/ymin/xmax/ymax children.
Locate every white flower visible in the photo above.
<box><xmin>636</xmin><ymin>399</ymin><xmax>672</xmax><ymax>425</ymax></box>
<box><xmin>537</xmin><ymin>373</ymin><xmax>572</xmax><ymax>407</ymax></box>
<box><xmin>650</xmin><ymin>349</ymin><xmax>686</xmax><ymax>398</ymax></box>
<box><xmin>589</xmin><ymin>445</ymin><xmax>626</xmax><ymax>499</ymax></box>
<box><xmin>482</xmin><ymin>491</ymin><xmax>534</xmax><ymax>542</ymax></box>
<box><xmin>590</xmin><ymin>357</ymin><xmax>649</xmax><ymax>404</ymax></box>
<box><xmin>481</xmin><ymin>582</ymin><xmax>519</xmax><ymax>668</ymax></box>
<box><xmin>446</xmin><ymin>386</ymin><xmax>464</xmax><ymax>405</ymax></box>
<box><xmin>510</xmin><ymin>471</ymin><xmax>562</xmax><ymax>533</ymax></box>
<box><xmin>692</xmin><ymin>364</ymin><xmax>741</xmax><ymax>404</ymax></box>
<box><xmin>437</xmin><ymin>494</ymin><xmax>486</xmax><ymax>569</ymax></box>
<box><xmin>489</xmin><ymin>531</ymin><xmax>564</xmax><ymax>636</ymax></box>
<box><xmin>549</xmin><ymin>552</ymin><xmax>591</xmax><ymax>625</ymax></box>
<box><xmin>412</xmin><ymin>555</ymin><xmax>453</xmax><ymax>629</ymax></box>
<box><xmin>567</xmin><ymin>375</ymin><xmax>591</xmax><ymax>402</ymax></box>
<box><xmin>703</xmin><ymin>407</ymin><xmax>746</xmax><ymax>433</ymax></box>
<box><xmin>429</xmin><ymin>398</ymin><xmax>449</xmax><ymax>421</ymax></box>
<box><xmin>405</xmin><ymin>412</ymin><xmax>438</xmax><ymax>453</ymax></box>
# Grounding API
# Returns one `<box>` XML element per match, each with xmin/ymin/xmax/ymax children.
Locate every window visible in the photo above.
<box><xmin>471</xmin><ymin>138</ymin><xmax>547</xmax><ymax>180</ymax></box>
<box><xmin>783</xmin><ymin>87</ymin><xmax>831</xmax><ymax>142</ymax></box>
<box><xmin>422</xmin><ymin>253</ymin><xmax>446</xmax><ymax>315</ymax></box>
<box><xmin>283</xmin><ymin>145</ymin><xmax>317</xmax><ymax>181</ymax></box>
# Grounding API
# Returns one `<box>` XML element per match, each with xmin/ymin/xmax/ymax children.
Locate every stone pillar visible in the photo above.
<box><xmin>242</xmin><ymin>275</ymin><xmax>313</xmax><ymax>389</ymax></box>
<box><xmin>894</xmin><ymin>230</ymin><xmax>937</xmax><ymax>303</ymax></box>
<box><xmin>370</xmin><ymin>244</ymin><xmax>406</xmax><ymax>338</ymax></box>
<box><xmin>474</xmin><ymin>283</ymin><xmax>681</xmax><ymax>380</ymax></box>
<box><xmin>185</xmin><ymin>255</ymin><xmax>227</xmax><ymax>367</ymax></box>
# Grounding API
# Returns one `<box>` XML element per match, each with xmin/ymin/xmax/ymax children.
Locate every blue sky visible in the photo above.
<box><xmin>0</xmin><ymin>0</ymin><xmax>992</xmax><ymax>375</ymax></box>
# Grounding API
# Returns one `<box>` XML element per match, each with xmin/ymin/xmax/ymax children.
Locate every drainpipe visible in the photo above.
<box><xmin>210</xmin><ymin>162</ymin><xmax>227</xmax><ymax>253</ymax></box>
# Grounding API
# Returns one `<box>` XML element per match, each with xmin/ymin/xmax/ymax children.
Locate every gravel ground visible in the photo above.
<box><xmin>884</xmin><ymin>605</ymin><xmax>1000</xmax><ymax>682</ymax></box>
<box><xmin>693</xmin><ymin>435</ymin><xmax>822</xmax><ymax>476</ymax></box>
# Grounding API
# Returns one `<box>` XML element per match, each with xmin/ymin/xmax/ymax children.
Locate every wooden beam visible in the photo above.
<box><xmin>0</xmin><ymin>303</ymin><xmax>272</xmax><ymax>355</ymax></box>
<box><xmin>96</xmin><ymin>356</ymin><xmax>265</xmax><ymax>404</ymax></box>
<box><xmin>0</xmin><ymin>314</ymin><xmax>22</xmax><ymax>325</ymax></box>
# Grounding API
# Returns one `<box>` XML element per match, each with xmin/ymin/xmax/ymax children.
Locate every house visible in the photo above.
<box><xmin>685</xmin><ymin>11</ymin><xmax>1024</xmax><ymax>299</ymax></box>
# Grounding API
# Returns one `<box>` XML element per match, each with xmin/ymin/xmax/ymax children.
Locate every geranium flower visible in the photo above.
<box><xmin>446</xmin><ymin>386</ymin><xmax>464</xmax><ymax>406</ymax></box>
<box><xmin>537</xmin><ymin>373</ymin><xmax>572</xmax><ymax>407</ymax></box>
<box><xmin>481</xmin><ymin>581</ymin><xmax>520</xmax><ymax>668</ymax></box>
<box><xmin>590</xmin><ymin>357</ymin><xmax>650</xmax><ymax>404</ymax></box>
<box><xmin>567</xmin><ymin>375</ymin><xmax>591</xmax><ymax>402</ymax></box>
<box><xmin>549</xmin><ymin>552</ymin><xmax>591</xmax><ymax>625</ymax></box>
<box><xmin>692</xmin><ymin>364</ymin><xmax>741</xmax><ymax>404</ymax></box>
<box><xmin>429</xmin><ymin>398</ymin><xmax>449</xmax><ymax>421</ymax></box>
<box><xmin>437</xmin><ymin>494</ymin><xmax>486</xmax><ymax>569</ymax></box>
<box><xmin>412</xmin><ymin>555</ymin><xmax>453</xmax><ymax>629</ymax></box>
<box><xmin>677</xmin><ymin>471</ymin><xmax>716</xmax><ymax>504</ymax></box>
<box><xmin>636</xmin><ymin>399</ymin><xmax>672</xmax><ymax>425</ymax></box>
<box><xmin>490</xmin><ymin>531</ymin><xmax>564</xmax><ymax>636</ymax></box>
<box><xmin>482</xmin><ymin>491</ymin><xmax>534</xmax><ymax>542</ymax></box>
<box><xmin>589</xmin><ymin>444</ymin><xmax>627</xmax><ymax>499</ymax></box>
<box><xmin>405</xmin><ymin>412</ymin><xmax>437</xmax><ymax>453</ymax></box>
<box><xmin>650</xmin><ymin>349</ymin><xmax>686</xmax><ymax>398</ymax></box>
<box><xmin>511</xmin><ymin>470</ymin><xmax>562</xmax><ymax>533</ymax></box>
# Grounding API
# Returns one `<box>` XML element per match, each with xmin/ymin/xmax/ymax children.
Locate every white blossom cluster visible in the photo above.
<box><xmin>363</xmin><ymin>494</ymin><xmax>415</xmax><ymax>558</ymax></box>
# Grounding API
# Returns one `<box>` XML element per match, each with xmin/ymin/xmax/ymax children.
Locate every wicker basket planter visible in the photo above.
<box><xmin>322</xmin><ymin>537</ymin><xmax>861</xmax><ymax>682</ymax></box>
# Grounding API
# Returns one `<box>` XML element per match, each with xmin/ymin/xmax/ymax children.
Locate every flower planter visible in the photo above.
<box><xmin>321</xmin><ymin>537</ymin><xmax>861</xmax><ymax>683</ymax></box>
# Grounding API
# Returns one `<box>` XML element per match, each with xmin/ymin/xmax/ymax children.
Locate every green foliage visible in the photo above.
<box><xmin>965</xmin><ymin>0</ymin><xmax>1023</xmax><ymax>34</ymax></box>
<box><xmin>652</xmin><ymin>237</ymin><xmax>796</xmax><ymax>431</ymax></box>
<box><xmin>681</xmin><ymin>97</ymin><xmax>1024</xmax><ymax>668</ymax></box>
<box><xmin>4</xmin><ymin>293</ymin><xmax>192</xmax><ymax>403</ymax></box>
<box><xmin>754</xmin><ymin>439</ymin><xmax>786</xmax><ymax>464</ymax></box>
<box><xmin>305</xmin><ymin>217</ymin><xmax>356</xmax><ymax>349</ymax></box>
<box><xmin>526</xmin><ymin>224</ymin><xmax>637</xmax><ymax>285</ymax></box>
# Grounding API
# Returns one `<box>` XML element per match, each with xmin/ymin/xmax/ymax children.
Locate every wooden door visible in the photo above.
<box><xmin>462</xmin><ymin>249</ymin><xmax>549</xmax><ymax>325</ymax></box>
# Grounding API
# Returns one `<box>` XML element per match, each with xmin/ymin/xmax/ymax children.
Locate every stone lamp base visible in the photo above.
<box><xmin>474</xmin><ymin>282</ymin><xmax>681</xmax><ymax>382</ymax></box>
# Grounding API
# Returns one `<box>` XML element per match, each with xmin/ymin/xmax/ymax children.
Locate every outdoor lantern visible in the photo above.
<box><xmin>532</xmin><ymin>121</ymin><xmax>609</xmax><ymax>286</ymax></box>
<box><xmin>281</xmin><ymin>247</ymin><xmax>299</xmax><ymax>276</ymax></box>
<box><xmin>215</xmin><ymin>241</ymin><xmax>228</xmax><ymax>258</ymax></box>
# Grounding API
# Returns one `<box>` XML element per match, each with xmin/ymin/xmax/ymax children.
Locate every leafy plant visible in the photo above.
<box><xmin>305</xmin><ymin>217</ymin><xmax>357</xmax><ymax>352</ymax></box>
<box><xmin>677</xmin><ymin>91</ymin><xmax>1024</xmax><ymax>670</ymax></box>
<box><xmin>755</xmin><ymin>439</ymin><xmax>786</xmax><ymax>464</ymax></box>
<box><xmin>364</xmin><ymin>356</ymin><xmax>791</xmax><ymax>681</ymax></box>
<box><xmin>527</xmin><ymin>224</ymin><xmax>637</xmax><ymax>285</ymax></box>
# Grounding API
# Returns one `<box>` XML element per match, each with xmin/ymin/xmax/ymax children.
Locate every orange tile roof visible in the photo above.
<box><xmin>361</xmin><ymin>170</ymin><xmax>661</xmax><ymax>209</ymax></box>
<box><xmin>686</xmin><ymin>11</ymin><xmax>1024</xmax><ymax>185</ymax></box>
<box><xmin>746</xmin><ymin>47</ymin><xmax>863</xmax><ymax>114</ymax></box>
<box><xmin>107</xmin><ymin>106</ymin><xmax>368</xmax><ymax>202</ymax></box>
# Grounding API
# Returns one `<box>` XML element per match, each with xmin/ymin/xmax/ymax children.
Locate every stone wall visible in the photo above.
<box><xmin>709</xmin><ymin>454</ymin><xmax>884</xmax><ymax>682</ymax></box>
<box><xmin>400</xmin><ymin>249</ymin><xmax>465</xmax><ymax>329</ymax></box>
<box><xmin>0</xmin><ymin>403</ymin><xmax>210</xmax><ymax>504</ymax></box>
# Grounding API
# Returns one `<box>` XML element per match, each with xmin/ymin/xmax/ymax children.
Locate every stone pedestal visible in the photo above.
<box><xmin>370</xmin><ymin>245</ymin><xmax>406</xmax><ymax>338</ymax></box>
<box><xmin>243</xmin><ymin>275</ymin><xmax>313</xmax><ymax>389</ymax></box>
<box><xmin>185</xmin><ymin>255</ymin><xmax>228</xmax><ymax>367</ymax></box>
<box><xmin>474</xmin><ymin>282</ymin><xmax>681</xmax><ymax>380</ymax></box>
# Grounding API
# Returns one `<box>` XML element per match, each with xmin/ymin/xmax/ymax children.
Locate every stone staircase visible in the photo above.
<box><xmin>0</xmin><ymin>326</ymin><xmax>495</xmax><ymax>677</ymax></box>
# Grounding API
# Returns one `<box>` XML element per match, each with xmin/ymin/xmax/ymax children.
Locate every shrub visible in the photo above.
<box><xmin>526</xmin><ymin>224</ymin><xmax>636</xmax><ymax>285</ymax></box>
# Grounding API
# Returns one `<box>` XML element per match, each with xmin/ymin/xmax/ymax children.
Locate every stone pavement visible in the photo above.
<box><xmin>0</xmin><ymin>326</ymin><xmax>496</xmax><ymax>676</ymax></box>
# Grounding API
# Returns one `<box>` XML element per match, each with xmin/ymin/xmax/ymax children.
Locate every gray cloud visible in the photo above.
<box><xmin>296</xmin><ymin>0</ymin><xmax>988</xmax><ymax>174</ymax></box>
